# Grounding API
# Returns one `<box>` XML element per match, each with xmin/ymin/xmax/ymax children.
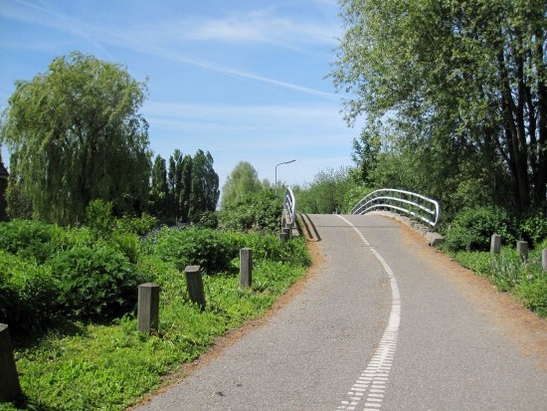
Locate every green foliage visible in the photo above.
<box><xmin>238</xmin><ymin>233</ymin><xmax>311</xmax><ymax>267</ymax></box>
<box><xmin>0</xmin><ymin>219</ymin><xmax>149</xmax><ymax>338</ymax></box>
<box><xmin>218</xmin><ymin>188</ymin><xmax>281</xmax><ymax>233</ymax></box>
<box><xmin>0</xmin><ymin>250</ymin><xmax>58</xmax><ymax>335</ymax></box>
<box><xmin>443</xmin><ymin>207</ymin><xmax>516</xmax><ymax>252</ymax></box>
<box><xmin>333</xmin><ymin>0</ymin><xmax>547</xmax><ymax>215</ymax></box>
<box><xmin>114</xmin><ymin>212</ymin><xmax>158</xmax><ymax>236</ymax></box>
<box><xmin>220</xmin><ymin>161</ymin><xmax>263</xmax><ymax>209</ymax></box>
<box><xmin>519</xmin><ymin>212</ymin><xmax>547</xmax><ymax>248</ymax></box>
<box><xmin>85</xmin><ymin>199</ymin><xmax>114</xmax><ymax>237</ymax></box>
<box><xmin>451</xmin><ymin>247</ymin><xmax>547</xmax><ymax>317</ymax></box>
<box><xmin>145</xmin><ymin>227</ymin><xmax>238</xmax><ymax>273</ymax></box>
<box><xmin>149</xmin><ymin>155</ymin><xmax>170</xmax><ymax>219</ymax></box>
<box><xmin>189</xmin><ymin>150</ymin><xmax>220</xmax><ymax>223</ymax></box>
<box><xmin>0</xmin><ymin>219</ymin><xmax>68</xmax><ymax>263</ymax></box>
<box><xmin>0</xmin><ymin>51</ymin><xmax>151</xmax><ymax>225</ymax></box>
<box><xmin>46</xmin><ymin>243</ymin><xmax>146</xmax><ymax>321</ymax></box>
<box><xmin>1</xmin><ymin>221</ymin><xmax>310</xmax><ymax>411</ymax></box>
<box><xmin>515</xmin><ymin>275</ymin><xmax>547</xmax><ymax>318</ymax></box>
<box><xmin>293</xmin><ymin>167</ymin><xmax>351</xmax><ymax>214</ymax></box>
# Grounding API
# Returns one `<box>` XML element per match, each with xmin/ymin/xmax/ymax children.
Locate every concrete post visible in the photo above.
<box><xmin>542</xmin><ymin>249</ymin><xmax>547</xmax><ymax>272</ymax></box>
<box><xmin>138</xmin><ymin>283</ymin><xmax>160</xmax><ymax>334</ymax></box>
<box><xmin>240</xmin><ymin>248</ymin><xmax>252</xmax><ymax>288</ymax></box>
<box><xmin>283</xmin><ymin>226</ymin><xmax>292</xmax><ymax>240</ymax></box>
<box><xmin>490</xmin><ymin>234</ymin><xmax>501</xmax><ymax>255</ymax></box>
<box><xmin>516</xmin><ymin>241</ymin><xmax>528</xmax><ymax>262</ymax></box>
<box><xmin>185</xmin><ymin>265</ymin><xmax>206</xmax><ymax>310</ymax></box>
<box><xmin>0</xmin><ymin>324</ymin><xmax>21</xmax><ymax>402</ymax></box>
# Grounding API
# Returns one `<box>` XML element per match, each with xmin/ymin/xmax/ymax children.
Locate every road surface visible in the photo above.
<box><xmin>134</xmin><ymin>213</ymin><xmax>547</xmax><ymax>410</ymax></box>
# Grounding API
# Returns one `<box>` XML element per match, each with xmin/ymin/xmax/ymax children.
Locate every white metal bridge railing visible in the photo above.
<box><xmin>282</xmin><ymin>187</ymin><xmax>296</xmax><ymax>228</ymax></box>
<box><xmin>351</xmin><ymin>188</ymin><xmax>440</xmax><ymax>227</ymax></box>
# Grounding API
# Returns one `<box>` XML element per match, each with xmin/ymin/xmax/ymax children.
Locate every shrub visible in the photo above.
<box><xmin>238</xmin><ymin>233</ymin><xmax>311</xmax><ymax>267</ymax></box>
<box><xmin>46</xmin><ymin>243</ymin><xmax>146</xmax><ymax>321</ymax></box>
<box><xmin>0</xmin><ymin>250</ymin><xmax>58</xmax><ymax>335</ymax></box>
<box><xmin>519</xmin><ymin>212</ymin><xmax>547</xmax><ymax>248</ymax></box>
<box><xmin>218</xmin><ymin>189</ymin><xmax>282</xmax><ymax>233</ymax></box>
<box><xmin>145</xmin><ymin>227</ymin><xmax>239</xmax><ymax>273</ymax></box>
<box><xmin>443</xmin><ymin>206</ymin><xmax>516</xmax><ymax>252</ymax></box>
<box><xmin>85</xmin><ymin>199</ymin><xmax>114</xmax><ymax>237</ymax></box>
<box><xmin>115</xmin><ymin>213</ymin><xmax>159</xmax><ymax>236</ymax></box>
<box><xmin>0</xmin><ymin>219</ymin><xmax>68</xmax><ymax>263</ymax></box>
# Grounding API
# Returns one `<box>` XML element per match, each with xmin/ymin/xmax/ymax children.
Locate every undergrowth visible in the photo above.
<box><xmin>450</xmin><ymin>244</ymin><xmax>547</xmax><ymax>317</ymax></box>
<box><xmin>0</xmin><ymin>222</ymin><xmax>310</xmax><ymax>411</ymax></box>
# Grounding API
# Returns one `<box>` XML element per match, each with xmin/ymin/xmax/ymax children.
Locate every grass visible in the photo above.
<box><xmin>450</xmin><ymin>245</ymin><xmax>547</xmax><ymax>317</ymax></box>
<box><xmin>1</xmin><ymin>244</ymin><xmax>309</xmax><ymax>411</ymax></box>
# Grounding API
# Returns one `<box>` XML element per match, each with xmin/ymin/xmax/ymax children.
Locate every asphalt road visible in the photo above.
<box><xmin>134</xmin><ymin>213</ymin><xmax>547</xmax><ymax>410</ymax></box>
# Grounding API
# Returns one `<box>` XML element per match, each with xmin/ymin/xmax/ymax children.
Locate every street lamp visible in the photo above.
<box><xmin>274</xmin><ymin>159</ymin><xmax>296</xmax><ymax>188</ymax></box>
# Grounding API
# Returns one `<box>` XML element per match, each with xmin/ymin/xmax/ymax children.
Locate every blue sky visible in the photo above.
<box><xmin>0</xmin><ymin>0</ymin><xmax>359</xmax><ymax>189</ymax></box>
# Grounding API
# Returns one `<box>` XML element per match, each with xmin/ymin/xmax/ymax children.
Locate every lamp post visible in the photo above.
<box><xmin>274</xmin><ymin>159</ymin><xmax>296</xmax><ymax>189</ymax></box>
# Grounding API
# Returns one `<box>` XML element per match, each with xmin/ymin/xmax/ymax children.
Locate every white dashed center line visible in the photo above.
<box><xmin>336</xmin><ymin>215</ymin><xmax>401</xmax><ymax>411</ymax></box>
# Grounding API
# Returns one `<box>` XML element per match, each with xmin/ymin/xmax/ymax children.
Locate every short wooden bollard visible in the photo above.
<box><xmin>185</xmin><ymin>265</ymin><xmax>206</xmax><ymax>310</ymax></box>
<box><xmin>138</xmin><ymin>283</ymin><xmax>160</xmax><ymax>334</ymax></box>
<box><xmin>490</xmin><ymin>234</ymin><xmax>501</xmax><ymax>255</ymax></box>
<box><xmin>517</xmin><ymin>240</ymin><xmax>528</xmax><ymax>262</ymax></box>
<box><xmin>542</xmin><ymin>249</ymin><xmax>547</xmax><ymax>272</ymax></box>
<box><xmin>240</xmin><ymin>248</ymin><xmax>252</xmax><ymax>288</ymax></box>
<box><xmin>0</xmin><ymin>324</ymin><xmax>21</xmax><ymax>402</ymax></box>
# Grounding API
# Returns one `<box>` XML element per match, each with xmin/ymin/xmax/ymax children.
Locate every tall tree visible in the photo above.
<box><xmin>220</xmin><ymin>161</ymin><xmax>263</xmax><ymax>209</ymax></box>
<box><xmin>0</xmin><ymin>52</ymin><xmax>151</xmax><ymax>224</ymax></box>
<box><xmin>149</xmin><ymin>155</ymin><xmax>169</xmax><ymax>219</ymax></box>
<box><xmin>180</xmin><ymin>154</ymin><xmax>193</xmax><ymax>222</ymax></box>
<box><xmin>167</xmin><ymin>149</ymin><xmax>184</xmax><ymax>221</ymax></box>
<box><xmin>332</xmin><ymin>0</ymin><xmax>546</xmax><ymax>214</ymax></box>
<box><xmin>189</xmin><ymin>150</ymin><xmax>219</xmax><ymax>222</ymax></box>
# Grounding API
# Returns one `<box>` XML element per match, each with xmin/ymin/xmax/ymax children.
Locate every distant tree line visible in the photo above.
<box><xmin>0</xmin><ymin>52</ymin><xmax>219</xmax><ymax>226</ymax></box>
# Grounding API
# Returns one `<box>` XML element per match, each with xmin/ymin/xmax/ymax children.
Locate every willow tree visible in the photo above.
<box><xmin>0</xmin><ymin>52</ymin><xmax>151</xmax><ymax>224</ymax></box>
<box><xmin>332</xmin><ymin>0</ymin><xmax>546</xmax><ymax>214</ymax></box>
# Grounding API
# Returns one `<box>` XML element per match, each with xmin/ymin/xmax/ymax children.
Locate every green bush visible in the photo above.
<box><xmin>0</xmin><ymin>250</ymin><xmax>58</xmax><ymax>335</ymax></box>
<box><xmin>218</xmin><ymin>189</ymin><xmax>282</xmax><ymax>233</ymax></box>
<box><xmin>115</xmin><ymin>212</ymin><xmax>159</xmax><ymax>236</ymax></box>
<box><xmin>0</xmin><ymin>219</ymin><xmax>68</xmax><ymax>263</ymax></box>
<box><xmin>519</xmin><ymin>212</ymin><xmax>547</xmax><ymax>248</ymax></box>
<box><xmin>145</xmin><ymin>227</ymin><xmax>239</xmax><ymax>273</ymax></box>
<box><xmin>85</xmin><ymin>199</ymin><xmax>114</xmax><ymax>237</ymax></box>
<box><xmin>443</xmin><ymin>206</ymin><xmax>516</xmax><ymax>252</ymax></box>
<box><xmin>238</xmin><ymin>233</ymin><xmax>311</xmax><ymax>267</ymax></box>
<box><xmin>46</xmin><ymin>243</ymin><xmax>146</xmax><ymax>321</ymax></box>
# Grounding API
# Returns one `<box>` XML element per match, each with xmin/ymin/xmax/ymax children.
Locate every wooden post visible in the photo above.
<box><xmin>185</xmin><ymin>265</ymin><xmax>206</xmax><ymax>310</ymax></box>
<box><xmin>542</xmin><ymin>249</ymin><xmax>547</xmax><ymax>272</ymax></box>
<box><xmin>490</xmin><ymin>234</ymin><xmax>501</xmax><ymax>255</ymax></box>
<box><xmin>517</xmin><ymin>241</ymin><xmax>528</xmax><ymax>262</ymax></box>
<box><xmin>0</xmin><ymin>324</ymin><xmax>21</xmax><ymax>402</ymax></box>
<box><xmin>138</xmin><ymin>283</ymin><xmax>160</xmax><ymax>334</ymax></box>
<box><xmin>240</xmin><ymin>248</ymin><xmax>252</xmax><ymax>288</ymax></box>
